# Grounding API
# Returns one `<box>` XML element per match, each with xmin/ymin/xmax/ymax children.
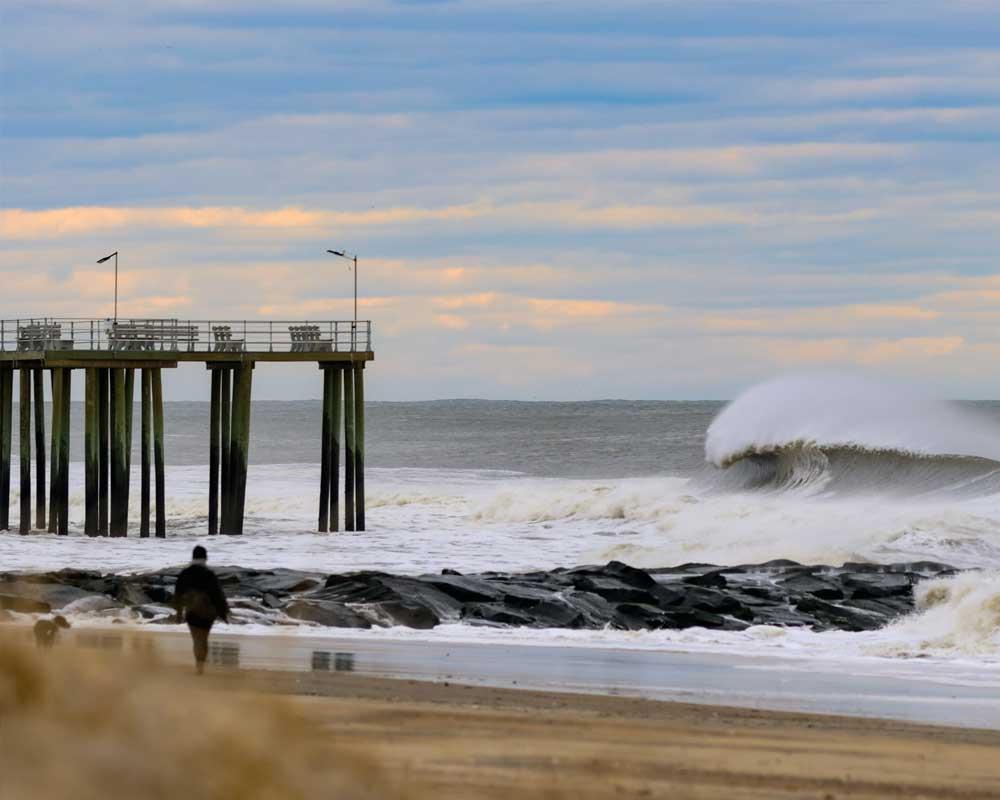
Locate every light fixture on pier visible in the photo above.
<box><xmin>96</xmin><ymin>251</ymin><xmax>119</xmax><ymax>323</ymax></box>
<box><xmin>326</xmin><ymin>249</ymin><xmax>358</xmax><ymax>348</ymax></box>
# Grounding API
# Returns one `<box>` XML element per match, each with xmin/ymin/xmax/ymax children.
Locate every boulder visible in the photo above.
<box><xmin>777</xmin><ymin>574</ymin><xmax>844</xmax><ymax>601</ymax></box>
<box><xmin>284</xmin><ymin>600</ymin><xmax>371</xmax><ymax>628</ymax></box>
<box><xmin>0</xmin><ymin>594</ymin><xmax>50</xmax><ymax>614</ymax></box>
<box><xmin>362</xmin><ymin>601</ymin><xmax>439</xmax><ymax>629</ymax></box>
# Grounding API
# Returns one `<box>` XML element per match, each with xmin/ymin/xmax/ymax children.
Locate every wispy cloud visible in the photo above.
<box><xmin>3</xmin><ymin>1</ymin><xmax>1000</xmax><ymax>398</ymax></box>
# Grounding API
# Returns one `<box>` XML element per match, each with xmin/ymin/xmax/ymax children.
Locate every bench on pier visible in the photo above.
<box><xmin>212</xmin><ymin>325</ymin><xmax>245</xmax><ymax>352</ymax></box>
<box><xmin>17</xmin><ymin>323</ymin><xmax>73</xmax><ymax>351</ymax></box>
<box><xmin>289</xmin><ymin>325</ymin><xmax>333</xmax><ymax>352</ymax></box>
<box><xmin>108</xmin><ymin>322</ymin><xmax>200</xmax><ymax>352</ymax></box>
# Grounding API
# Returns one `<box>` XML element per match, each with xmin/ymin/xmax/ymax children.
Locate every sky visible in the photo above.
<box><xmin>2</xmin><ymin>0</ymin><xmax>1000</xmax><ymax>400</ymax></box>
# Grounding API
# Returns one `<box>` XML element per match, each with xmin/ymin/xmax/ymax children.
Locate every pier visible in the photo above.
<box><xmin>0</xmin><ymin>318</ymin><xmax>373</xmax><ymax>537</ymax></box>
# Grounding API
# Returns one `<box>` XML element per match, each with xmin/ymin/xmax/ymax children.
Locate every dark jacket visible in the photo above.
<box><xmin>174</xmin><ymin>563</ymin><xmax>230</xmax><ymax>628</ymax></box>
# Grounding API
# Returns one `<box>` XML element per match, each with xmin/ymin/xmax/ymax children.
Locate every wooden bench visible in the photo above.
<box><xmin>289</xmin><ymin>325</ymin><xmax>333</xmax><ymax>352</ymax></box>
<box><xmin>108</xmin><ymin>322</ymin><xmax>200</xmax><ymax>352</ymax></box>
<box><xmin>17</xmin><ymin>323</ymin><xmax>73</xmax><ymax>351</ymax></box>
<box><xmin>212</xmin><ymin>325</ymin><xmax>245</xmax><ymax>352</ymax></box>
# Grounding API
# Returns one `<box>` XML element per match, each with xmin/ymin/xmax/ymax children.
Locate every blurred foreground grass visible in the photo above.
<box><xmin>0</xmin><ymin>634</ymin><xmax>409</xmax><ymax>800</ymax></box>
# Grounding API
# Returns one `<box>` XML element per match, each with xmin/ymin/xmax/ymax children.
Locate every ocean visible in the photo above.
<box><xmin>2</xmin><ymin>372</ymin><xmax>1000</xmax><ymax>670</ymax></box>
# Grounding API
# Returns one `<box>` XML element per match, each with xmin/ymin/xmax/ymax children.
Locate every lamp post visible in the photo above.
<box><xmin>326</xmin><ymin>249</ymin><xmax>358</xmax><ymax>350</ymax></box>
<box><xmin>96</xmin><ymin>251</ymin><xmax>119</xmax><ymax>323</ymax></box>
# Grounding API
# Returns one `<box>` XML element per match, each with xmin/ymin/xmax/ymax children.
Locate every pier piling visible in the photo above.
<box><xmin>85</xmin><ymin>369</ymin><xmax>99</xmax><ymax>536</ymax></box>
<box><xmin>226</xmin><ymin>364</ymin><xmax>253</xmax><ymax>535</ymax></box>
<box><xmin>20</xmin><ymin>369</ymin><xmax>31</xmax><ymax>534</ymax></box>
<box><xmin>140</xmin><ymin>369</ymin><xmax>151</xmax><ymax>538</ymax></box>
<box><xmin>33</xmin><ymin>368</ymin><xmax>45</xmax><ymax>530</ymax></box>
<box><xmin>124</xmin><ymin>368</ymin><xmax>134</xmax><ymax>518</ymax></box>
<box><xmin>330</xmin><ymin>366</ymin><xmax>342</xmax><ymax>532</ymax></box>
<box><xmin>220</xmin><ymin>368</ymin><xmax>231</xmax><ymax>532</ymax></box>
<box><xmin>343</xmin><ymin>366</ymin><xmax>355</xmax><ymax>532</ymax></box>
<box><xmin>209</xmin><ymin>369</ymin><xmax>221</xmax><ymax>535</ymax></box>
<box><xmin>98</xmin><ymin>368</ymin><xmax>109</xmax><ymax>535</ymax></box>
<box><xmin>354</xmin><ymin>364</ymin><xmax>366</xmax><ymax>532</ymax></box>
<box><xmin>110</xmin><ymin>369</ymin><xmax>128</xmax><ymax>537</ymax></box>
<box><xmin>57</xmin><ymin>368</ymin><xmax>71</xmax><ymax>535</ymax></box>
<box><xmin>319</xmin><ymin>368</ymin><xmax>332</xmax><ymax>532</ymax></box>
<box><xmin>48</xmin><ymin>370</ymin><xmax>61</xmax><ymax>533</ymax></box>
<box><xmin>0</xmin><ymin>368</ymin><xmax>10</xmax><ymax>531</ymax></box>
<box><xmin>152</xmin><ymin>368</ymin><xmax>166</xmax><ymax>538</ymax></box>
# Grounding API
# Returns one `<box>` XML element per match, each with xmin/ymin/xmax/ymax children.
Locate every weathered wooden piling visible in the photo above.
<box><xmin>20</xmin><ymin>369</ymin><xmax>31</xmax><ymax>534</ymax></box>
<box><xmin>226</xmin><ymin>364</ymin><xmax>253</xmax><ymax>535</ymax></box>
<box><xmin>319</xmin><ymin>368</ymin><xmax>333</xmax><ymax>532</ymax></box>
<box><xmin>84</xmin><ymin>368</ymin><xmax>99</xmax><ymax>536</ymax></box>
<box><xmin>208</xmin><ymin>369</ymin><xmax>221</xmax><ymax>535</ymax></box>
<box><xmin>124</xmin><ymin>368</ymin><xmax>135</xmax><ymax>518</ymax></box>
<box><xmin>110</xmin><ymin>369</ymin><xmax>128</xmax><ymax>537</ymax></box>
<box><xmin>343</xmin><ymin>365</ymin><xmax>355</xmax><ymax>532</ymax></box>
<box><xmin>354</xmin><ymin>364</ymin><xmax>365</xmax><ymax>532</ymax></box>
<box><xmin>33</xmin><ymin>368</ymin><xmax>45</xmax><ymax>530</ymax></box>
<box><xmin>0</xmin><ymin>368</ymin><xmax>10</xmax><ymax>531</ymax></box>
<box><xmin>47</xmin><ymin>370</ymin><xmax>61</xmax><ymax>534</ymax></box>
<box><xmin>140</xmin><ymin>369</ymin><xmax>151</xmax><ymax>538</ymax></box>
<box><xmin>98</xmin><ymin>368</ymin><xmax>109</xmax><ymax>535</ymax></box>
<box><xmin>220</xmin><ymin>368</ymin><xmax>231</xmax><ymax>531</ymax></box>
<box><xmin>330</xmin><ymin>366</ymin><xmax>342</xmax><ymax>532</ymax></box>
<box><xmin>152</xmin><ymin>368</ymin><xmax>165</xmax><ymax>538</ymax></box>
<box><xmin>57</xmin><ymin>368</ymin><xmax>71</xmax><ymax>536</ymax></box>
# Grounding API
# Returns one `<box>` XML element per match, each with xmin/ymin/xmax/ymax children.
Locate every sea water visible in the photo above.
<box><xmin>2</xmin><ymin>373</ymin><xmax>1000</xmax><ymax>670</ymax></box>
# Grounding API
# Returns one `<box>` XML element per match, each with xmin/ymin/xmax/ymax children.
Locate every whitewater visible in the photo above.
<box><xmin>2</xmin><ymin>372</ymin><xmax>1000</xmax><ymax>668</ymax></box>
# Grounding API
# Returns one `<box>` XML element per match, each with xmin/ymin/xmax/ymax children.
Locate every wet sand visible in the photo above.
<box><xmin>65</xmin><ymin>625</ymin><xmax>1000</xmax><ymax>729</ymax></box>
<box><xmin>209</xmin><ymin>667</ymin><xmax>1000</xmax><ymax>799</ymax></box>
<box><xmin>6</xmin><ymin>623</ymin><xmax>1000</xmax><ymax>797</ymax></box>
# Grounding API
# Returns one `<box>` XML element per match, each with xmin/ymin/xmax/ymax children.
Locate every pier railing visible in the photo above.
<box><xmin>0</xmin><ymin>318</ymin><xmax>373</xmax><ymax>354</ymax></box>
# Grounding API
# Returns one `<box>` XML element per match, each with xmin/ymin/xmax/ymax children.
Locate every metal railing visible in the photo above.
<box><xmin>0</xmin><ymin>318</ymin><xmax>373</xmax><ymax>354</ymax></box>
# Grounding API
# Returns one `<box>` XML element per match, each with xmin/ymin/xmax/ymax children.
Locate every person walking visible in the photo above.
<box><xmin>173</xmin><ymin>545</ymin><xmax>230</xmax><ymax>674</ymax></box>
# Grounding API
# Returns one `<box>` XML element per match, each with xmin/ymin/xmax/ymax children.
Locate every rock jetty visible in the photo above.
<box><xmin>0</xmin><ymin>560</ymin><xmax>957</xmax><ymax>633</ymax></box>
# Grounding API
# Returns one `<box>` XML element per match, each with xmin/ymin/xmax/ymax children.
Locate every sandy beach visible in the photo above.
<box><xmin>213</xmin><ymin>667</ymin><xmax>1000</xmax><ymax>799</ymax></box>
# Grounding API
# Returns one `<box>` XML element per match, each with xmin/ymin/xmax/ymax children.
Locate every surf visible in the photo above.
<box><xmin>703</xmin><ymin>372</ymin><xmax>1000</xmax><ymax>499</ymax></box>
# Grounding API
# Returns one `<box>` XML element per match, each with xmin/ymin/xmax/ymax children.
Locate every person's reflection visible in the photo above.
<box><xmin>311</xmin><ymin>651</ymin><xmax>331</xmax><ymax>671</ymax></box>
<box><xmin>334</xmin><ymin>652</ymin><xmax>354</xmax><ymax>672</ymax></box>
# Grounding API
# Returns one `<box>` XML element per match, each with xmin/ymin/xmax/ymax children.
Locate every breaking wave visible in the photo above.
<box><xmin>703</xmin><ymin>373</ymin><xmax>1000</xmax><ymax>499</ymax></box>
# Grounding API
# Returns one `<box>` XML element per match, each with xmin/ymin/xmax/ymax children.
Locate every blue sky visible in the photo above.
<box><xmin>2</xmin><ymin>0</ymin><xmax>1000</xmax><ymax>399</ymax></box>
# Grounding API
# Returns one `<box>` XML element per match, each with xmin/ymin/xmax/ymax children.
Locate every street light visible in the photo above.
<box><xmin>96</xmin><ymin>251</ymin><xmax>119</xmax><ymax>323</ymax></box>
<box><xmin>326</xmin><ymin>249</ymin><xmax>358</xmax><ymax>349</ymax></box>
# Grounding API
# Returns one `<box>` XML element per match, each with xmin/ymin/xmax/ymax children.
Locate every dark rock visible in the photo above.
<box><xmin>794</xmin><ymin>597</ymin><xmax>883</xmax><ymax>632</ymax></box>
<box><xmin>115</xmin><ymin>582</ymin><xmax>152</xmax><ymax>607</ymax></box>
<box><xmin>363</xmin><ymin>601</ymin><xmax>439</xmax><ymax>629</ymax></box>
<box><xmin>284</xmin><ymin>600</ymin><xmax>371</xmax><ymax>628</ymax></box>
<box><xmin>0</xmin><ymin>594</ymin><xmax>51</xmax><ymax>613</ymax></box>
<box><xmin>843</xmin><ymin>573</ymin><xmax>912</xmax><ymax>599</ymax></box>
<box><xmin>422</xmin><ymin>575</ymin><xmax>500</xmax><ymax>603</ymax></box>
<box><xmin>615</xmin><ymin>603</ymin><xmax>671</xmax><ymax>629</ymax></box>
<box><xmin>681</xmin><ymin>571</ymin><xmax>728</xmax><ymax>588</ymax></box>
<box><xmin>0</xmin><ymin>581</ymin><xmax>96</xmax><ymax>610</ymax></box>
<box><xmin>462</xmin><ymin>603</ymin><xmax>535</xmax><ymax>626</ymax></box>
<box><xmin>777</xmin><ymin>574</ymin><xmax>844</xmax><ymax>601</ymax></box>
<box><xmin>569</xmin><ymin>575</ymin><xmax>658</xmax><ymax>604</ymax></box>
<box><xmin>0</xmin><ymin>559</ymin><xmax>959</xmax><ymax>635</ymax></box>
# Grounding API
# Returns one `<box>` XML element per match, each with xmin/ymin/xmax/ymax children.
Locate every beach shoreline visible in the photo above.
<box><xmin>14</xmin><ymin>621</ymin><xmax>999</xmax><ymax>731</ymax></box>
<box><xmin>211</xmin><ymin>665</ymin><xmax>1000</xmax><ymax>799</ymax></box>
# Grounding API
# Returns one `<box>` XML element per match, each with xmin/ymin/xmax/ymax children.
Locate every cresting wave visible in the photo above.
<box><xmin>703</xmin><ymin>373</ymin><xmax>1000</xmax><ymax>499</ymax></box>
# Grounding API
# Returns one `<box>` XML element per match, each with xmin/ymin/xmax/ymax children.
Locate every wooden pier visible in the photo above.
<box><xmin>0</xmin><ymin>319</ymin><xmax>373</xmax><ymax>537</ymax></box>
